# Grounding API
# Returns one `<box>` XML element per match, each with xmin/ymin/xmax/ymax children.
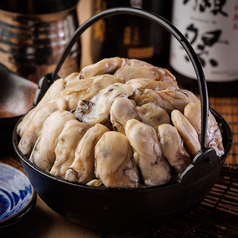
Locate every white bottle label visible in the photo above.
<box><xmin>170</xmin><ymin>0</ymin><xmax>238</xmax><ymax>82</ymax></box>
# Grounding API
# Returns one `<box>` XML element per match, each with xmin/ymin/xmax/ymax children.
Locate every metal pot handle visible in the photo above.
<box><xmin>38</xmin><ymin>7</ymin><xmax>209</xmax><ymax>151</ymax></box>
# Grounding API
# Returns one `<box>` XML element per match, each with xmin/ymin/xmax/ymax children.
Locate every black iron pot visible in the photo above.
<box><xmin>12</xmin><ymin>8</ymin><xmax>232</xmax><ymax>232</ymax></box>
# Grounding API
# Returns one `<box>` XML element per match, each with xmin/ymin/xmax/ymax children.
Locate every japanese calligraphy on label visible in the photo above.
<box><xmin>170</xmin><ymin>0</ymin><xmax>238</xmax><ymax>82</ymax></box>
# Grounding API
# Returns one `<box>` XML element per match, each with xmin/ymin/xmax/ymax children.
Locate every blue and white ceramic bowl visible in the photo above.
<box><xmin>0</xmin><ymin>163</ymin><xmax>36</xmax><ymax>229</ymax></box>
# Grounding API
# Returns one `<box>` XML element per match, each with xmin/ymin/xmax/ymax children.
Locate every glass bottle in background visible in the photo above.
<box><xmin>170</xmin><ymin>0</ymin><xmax>238</xmax><ymax>97</ymax></box>
<box><xmin>90</xmin><ymin>0</ymin><xmax>172</xmax><ymax>68</ymax></box>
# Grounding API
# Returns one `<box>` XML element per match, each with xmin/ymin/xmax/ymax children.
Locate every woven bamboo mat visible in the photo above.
<box><xmin>150</xmin><ymin>167</ymin><xmax>238</xmax><ymax>238</ymax></box>
<box><xmin>209</xmin><ymin>96</ymin><xmax>238</xmax><ymax>168</ymax></box>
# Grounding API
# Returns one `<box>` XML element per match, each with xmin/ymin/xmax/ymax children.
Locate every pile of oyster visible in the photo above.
<box><xmin>17</xmin><ymin>57</ymin><xmax>224</xmax><ymax>188</ymax></box>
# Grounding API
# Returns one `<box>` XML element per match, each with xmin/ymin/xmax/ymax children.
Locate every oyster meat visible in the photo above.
<box><xmin>18</xmin><ymin>101</ymin><xmax>67</xmax><ymax>155</ymax></box>
<box><xmin>158</xmin><ymin>124</ymin><xmax>191</xmax><ymax>174</ymax></box>
<box><xmin>83</xmin><ymin>74</ymin><xmax>121</xmax><ymax>100</ymax></box>
<box><xmin>171</xmin><ymin>110</ymin><xmax>201</xmax><ymax>158</ymax></box>
<box><xmin>184</xmin><ymin>102</ymin><xmax>224</xmax><ymax>157</ymax></box>
<box><xmin>17</xmin><ymin>78</ymin><xmax>66</xmax><ymax>138</ymax></box>
<box><xmin>29</xmin><ymin>110</ymin><xmax>76</xmax><ymax>172</ymax></box>
<box><xmin>95</xmin><ymin>131</ymin><xmax>139</xmax><ymax>188</ymax></box>
<box><xmin>74</xmin><ymin>83</ymin><xmax>133</xmax><ymax>127</ymax></box>
<box><xmin>65</xmin><ymin>124</ymin><xmax>109</xmax><ymax>184</ymax></box>
<box><xmin>136</xmin><ymin>102</ymin><xmax>170</xmax><ymax>131</ymax></box>
<box><xmin>50</xmin><ymin>120</ymin><xmax>88</xmax><ymax>178</ymax></box>
<box><xmin>79</xmin><ymin>57</ymin><xmax>123</xmax><ymax>78</ymax></box>
<box><xmin>126</xmin><ymin>78</ymin><xmax>178</xmax><ymax>92</ymax></box>
<box><xmin>125</xmin><ymin>119</ymin><xmax>171</xmax><ymax>186</ymax></box>
<box><xmin>110</xmin><ymin>97</ymin><xmax>140</xmax><ymax>134</ymax></box>
<box><xmin>114</xmin><ymin>65</ymin><xmax>177</xmax><ymax>86</ymax></box>
<box><xmin>59</xmin><ymin>78</ymin><xmax>94</xmax><ymax>110</ymax></box>
<box><xmin>16</xmin><ymin>57</ymin><xmax>224</xmax><ymax>188</ymax></box>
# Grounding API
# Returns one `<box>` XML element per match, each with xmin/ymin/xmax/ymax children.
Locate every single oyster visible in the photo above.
<box><xmin>50</xmin><ymin>120</ymin><xmax>88</xmax><ymax>178</ymax></box>
<box><xmin>95</xmin><ymin>131</ymin><xmax>139</xmax><ymax>188</ymax></box>
<box><xmin>65</xmin><ymin>124</ymin><xmax>109</xmax><ymax>184</ymax></box>
<box><xmin>74</xmin><ymin>83</ymin><xmax>133</xmax><ymax>127</ymax></box>
<box><xmin>184</xmin><ymin>102</ymin><xmax>224</xmax><ymax>157</ymax></box>
<box><xmin>171</xmin><ymin>110</ymin><xmax>201</xmax><ymax>158</ymax></box>
<box><xmin>29</xmin><ymin>110</ymin><xmax>76</xmax><ymax>172</ymax></box>
<box><xmin>136</xmin><ymin>102</ymin><xmax>170</xmax><ymax>131</ymax></box>
<box><xmin>158</xmin><ymin>123</ymin><xmax>191</xmax><ymax>174</ymax></box>
<box><xmin>17</xmin><ymin>78</ymin><xmax>65</xmax><ymax>138</ymax></box>
<box><xmin>83</xmin><ymin>74</ymin><xmax>121</xmax><ymax>100</ymax></box>
<box><xmin>79</xmin><ymin>57</ymin><xmax>123</xmax><ymax>78</ymax></box>
<box><xmin>18</xmin><ymin>100</ymin><xmax>67</xmax><ymax>155</ymax></box>
<box><xmin>110</xmin><ymin>97</ymin><xmax>139</xmax><ymax>134</ymax></box>
<box><xmin>125</xmin><ymin>119</ymin><xmax>171</xmax><ymax>186</ymax></box>
<box><xmin>59</xmin><ymin>78</ymin><xmax>94</xmax><ymax>110</ymax></box>
<box><xmin>126</xmin><ymin>78</ymin><xmax>178</xmax><ymax>92</ymax></box>
<box><xmin>114</xmin><ymin>65</ymin><xmax>177</xmax><ymax>86</ymax></box>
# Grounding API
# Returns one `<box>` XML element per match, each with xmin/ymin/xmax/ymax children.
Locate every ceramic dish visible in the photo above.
<box><xmin>0</xmin><ymin>163</ymin><xmax>36</xmax><ymax>229</ymax></box>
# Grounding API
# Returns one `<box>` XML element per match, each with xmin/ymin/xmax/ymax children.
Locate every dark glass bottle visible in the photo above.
<box><xmin>91</xmin><ymin>0</ymin><xmax>172</xmax><ymax>68</ymax></box>
<box><xmin>170</xmin><ymin>0</ymin><xmax>238</xmax><ymax>97</ymax></box>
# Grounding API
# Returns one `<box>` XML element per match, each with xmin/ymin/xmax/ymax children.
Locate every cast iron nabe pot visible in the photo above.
<box><xmin>12</xmin><ymin>8</ymin><xmax>232</xmax><ymax>232</ymax></box>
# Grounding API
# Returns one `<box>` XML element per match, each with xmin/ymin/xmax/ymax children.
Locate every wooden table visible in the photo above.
<box><xmin>1</xmin><ymin>1</ymin><xmax>238</xmax><ymax>237</ymax></box>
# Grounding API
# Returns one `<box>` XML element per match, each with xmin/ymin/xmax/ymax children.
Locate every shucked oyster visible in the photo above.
<box><xmin>38</xmin><ymin>78</ymin><xmax>66</xmax><ymax>107</ymax></box>
<box><xmin>79</xmin><ymin>57</ymin><xmax>152</xmax><ymax>79</ymax></box>
<box><xmin>16</xmin><ymin>57</ymin><xmax>224</xmax><ymax>189</ymax></box>
<box><xmin>17</xmin><ymin>78</ymin><xmax>66</xmax><ymax>139</ymax></box>
<box><xmin>171</xmin><ymin>110</ymin><xmax>201</xmax><ymax>158</ymax></box>
<box><xmin>133</xmin><ymin>88</ymin><xmax>175</xmax><ymax>113</ymax></box>
<box><xmin>79</xmin><ymin>57</ymin><xmax>123</xmax><ymax>78</ymax></box>
<box><xmin>114</xmin><ymin>65</ymin><xmax>178</xmax><ymax>86</ymax></box>
<box><xmin>74</xmin><ymin>83</ymin><xmax>133</xmax><ymax>127</ymax></box>
<box><xmin>126</xmin><ymin>78</ymin><xmax>178</xmax><ymax>92</ymax></box>
<box><xmin>18</xmin><ymin>100</ymin><xmax>67</xmax><ymax>155</ymax></box>
<box><xmin>95</xmin><ymin>131</ymin><xmax>139</xmax><ymax>188</ymax></box>
<box><xmin>65</xmin><ymin>123</ymin><xmax>109</xmax><ymax>184</ymax></box>
<box><xmin>29</xmin><ymin>110</ymin><xmax>76</xmax><ymax>172</ymax></box>
<box><xmin>132</xmin><ymin>88</ymin><xmax>198</xmax><ymax>114</ymax></box>
<box><xmin>50</xmin><ymin>120</ymin><xmax>88</xmax><ymax>178</ymax></box>
<box><xmin>136</xmin><ymin>102</ymin><xmax>170</xmax><ymax>131</ymax></box>
<box><xmin>83</xmin><ymin>74</ymin><xmax>122</xmax><ymax>100</ymax></box>
<box><xmin>125</xmin><ymin>119</ymin><xmax>171</xmax><ymax>186</ymax></box>
<box><xmin>184</xmin><ymin>102</ymin><xmax>224</xmax><ymax>157</ymax></box>
<box><xmin>158</xmin><ymin>124</ymin><xmax>191</xmax><ymax>174</ymax></box>
<box><xmin>59</xmin><ymin>78</ymin><xmax>94</xmax><ymax>110</ymax></box>
<box><xmin>110</xmin><ymin>97</ymin><xmax>140</xmax><ymax>134</ymax></box>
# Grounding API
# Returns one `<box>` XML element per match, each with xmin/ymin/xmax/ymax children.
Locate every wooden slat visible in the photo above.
<box><xmin>209</xmin><ymin>96</ymin><xmax>238</xmax><ymax>167</ymax></box>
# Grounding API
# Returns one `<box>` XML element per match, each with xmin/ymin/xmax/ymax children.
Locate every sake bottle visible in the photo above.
<box><xmin>170</xmin><ymin>0</ymin><xmax>238</xmax><ymax>96</ymax></box>
<box><xmin>90</xmin><ymin>0</ymin><xmax>172</xmax><ymax>68</ymax></box>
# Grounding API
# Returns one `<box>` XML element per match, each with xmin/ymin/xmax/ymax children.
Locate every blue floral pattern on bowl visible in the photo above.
<box><xmin>0</xmin><ymin>163</ymin><xmax>36</xmax><ymax>227</ymax></box>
